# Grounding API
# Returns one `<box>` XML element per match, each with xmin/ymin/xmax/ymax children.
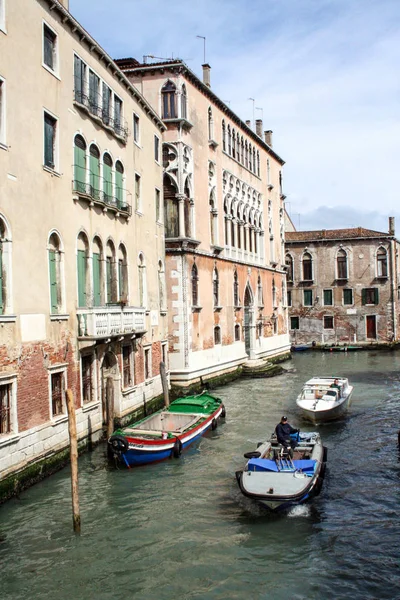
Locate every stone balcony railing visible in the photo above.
<box><xmin>77</xmin><ymin>306</ymin><xmax>146</xmax><ymax>339</ymax></box>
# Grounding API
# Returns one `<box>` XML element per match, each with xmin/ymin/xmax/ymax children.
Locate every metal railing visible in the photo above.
<box><xmin>72</xmin><ymin>169</ymin><xmax>132</xmax><ymax>216</ymax></box>
<box><xmin>77</xmin><ymin>306</ymin><xmax>146</xmax><ymax>338</ymax></box>
<box><xmin>73</xmin><ymin>90</ymin><xmax>129</xmax><ymax>142</ymax></box>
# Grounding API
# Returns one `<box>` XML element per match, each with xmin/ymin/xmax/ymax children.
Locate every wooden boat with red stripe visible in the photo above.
<box><xmin>108</xmin><ymin>392</ymin><xmax>225</xmax><ymax>467</ymax></box>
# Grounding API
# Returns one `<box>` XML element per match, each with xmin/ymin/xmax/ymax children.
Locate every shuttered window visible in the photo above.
<box><xmin>81</xmin><ymin>355</ymin><xmax>93</xmax><ymax>404</ymax></box>
<box><xmin>115</xmin><ymin>161</ymin><xmax>124</xmax><ymax>206</ymax></box>
<box><xmin>362</xmin><ymin>288</ymin><xmax>379</xmax><ymax>305</ymax></box>
<box><xmin>103</xmin><ymin>154</ymin><xmax>113</xmax><ymax>201</ymax></box>
<box><xmin>44</xmin><ymin>113</ymin><xmax>56</xmax><ymax>168</ymax></box>
<box><xmin>0</xmin><ymin>383</ymin><xmax>11</xmax><ymax>434</ymax></box>
<box><xmin>43</xmin><ymin>24</ymin><xmax>56</xmax><ymax>71</ymax></box>
<box><xmin>122</xmin><ymin>345</ymin><xmax>133</xmax><ymax>388</ymax></box>
<box><xmin>102</xmin><ymin>83</ymin><xmax>111</xmax><ymax>125</ymax></box>
<box><xmin>49</xmin><ymin>250</ymin><xmax>58</xmax><ymax>314</ymax></box>
<box><xmin>290</xmin><ymin>317</ymin><xmax>299</xmax><ymax>330</ymax></box>
<box><xmin>303</xmin><ymin>289</ymin><xmax>313</xmax><ymax>306</ymax></box>
<box><xmin>74</xmin><ymin>135</ymin><xmax>86</xmax><ymax>192</ymax></box>
<box><xmin>77</xmin><ymin>249</ymin><xmax>87</xmax><ymax>307</ymax></box>
<box><xmin>89</xmin><ymin>145</ymin><xmax>100</xmax><ymax>198</ymax></box>
<box><xmin>51</xmin><ymin>372</ymin><xmax>64</xmax><ymax>417</ymax></box>
<box><xmin>92</xmin><ymin>252</ymin><xmax>101</xmax><ymax>307</ymax></box>
<box><xmin>323</xmin><ymin>289</ymin><xmax>333</xmax><ymax>306</ymax></box>
<box><xmin>74</xmin><ymin>55</ymin><xmax>86</xmax><ymax>103</ymax></box>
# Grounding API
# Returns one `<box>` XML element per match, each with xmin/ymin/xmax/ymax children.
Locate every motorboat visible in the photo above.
<box><xmin>236</xmin><ymin>431</ymin><xmax>327</xmax><ymax>511</ymax></box>
<box><xmin>108</xmin><ymin>392</ymin><xmax>225</xmax><ymax>467</ymax></box>
<box><xmin>296</xmin><ymin>376</ymin><xmax>353</xmax><ymax>423</ymax></box>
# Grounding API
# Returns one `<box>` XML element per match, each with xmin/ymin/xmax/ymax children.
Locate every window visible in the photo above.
<box><xmin>222</xmin><ymin>120</ymin><xmax>226</xmax><ymax>151</ymax></box>
<box><xmin>209</xmin><ymin>191</ymin><xmax>217</xmax><ymax>245</ymax></box>
<box><xmin>162</xmin><ymin>81</ymin><xmax>177</xmax><ymax>119</ymax></box>
<box><xmin>181</xmin><ymin>84</ymin><xmax>187</xmax><ymax>119</ymax></box>
<box><xmin>0</xmin><ymin>77</ymin><xmax>5</xmax><ymax>145</ymax></box>
<box><xmin>0</xmin><ymin>382</ymin><xmax>12</xmax><ymax>434</ymax></box>
<box><xmin>144</xmin><ymin>347</ymin><xmax>151</xmax><ymax>379</ymax></box>
<box><xmin>138</xmin><ymin>253</ymin><xmax>147</xmax><ymax>308</ymax></box>
<box><xmin>115</xmin><ymin>161</ymin><xmax>124</xmax><ymax>208</ymax></box>
<box><xmin>228</xmin><ymin>125</ymin><xmax>232</xmax><ymax>155</ymax></box>
<box><xmin>234</xmin><ymin>324</ymin><xmax>240</xmax><ymax>341</ymax></box>
<box><xmin>133</xmin><ymin>114</ymin><xmax>140</xmax><ymax>143</ymax></box>
<box><xmin>74</xmin><ymin>55</ymin><xmax>86</xmax><ymax>104</ymax></box>
<box><xmin>102</xmin><ymin>83</ymin><xmax>111</xmax><ymax>125</ymax></box>
<box><xmin>48</xmin><ymin>233</ymin><xmax>63</xmax><ymax>314</ymax></box>
<box><xmin>92</xmin><ymin>237</ymin><xmax>103</xmax><ymax>307</ymax></box>
<box><xmin>324</xmin><ymin>316</ymin><xmax>334</xmax><ymax>329</ymax></box>
<box><xmin>272</xmin><ymin>316</ymin><xmax>278</xmax><ymax>335</ymax></box>
<box><xmin>74</xmin><ymin>134</ymin><xmax>87</xmax><ymax>193</ymax></box>
<box><xmin>285</xmin><ymin>255</ymin><xmax>293</xmax><ymax>282</ymax></box>
<box><xmin>103</xmin><ymin>153</ymin><xmax>113</xmax><ymax>202</ymax></box>
<box><xmin>114</xmin><ymin>95</ymin><xmax>123</xmax><ymax>134</ymax></box>
<box><xmin>88</xmin><ymin>70</ymin><xmax>100</xmax><ymax>115</ymax></box>
<box><xmin>214</xmin><ymin>326</ymin><xmax>221</xmax><ymax>345</ymax></box>
<box><xmin>44</xmin><ymin>112</ymin><xmax>57</xmax><ymax>169</ymax></box>
<box><xmin>158</xmin><ymin>260</ymin><xmax>167</xmax><ymax>312</ymax></box>
<box><xmin>303</xmin><ymin>289</ymin><xmax>313</xmax><ymax>306</ymax></box>
<box><xmin>81</xmin><ymin>354</ymin><xmax>94</xmax><ymax>404</ymax></box>
<box><xmin>213</xmin><ymin>267</ymin><xmax>219</xmax><ymax>307</ymax></box>
<box><xmin>106</xmin><ymin>241</ymin><xmax>116</xmax><ymax>304</ymax></box>
<box><xmin>377</xmin><ymin>247</ymin><xmax>388</xmax><ymax>277</ymax></box>
<box><xmin>233</xmin><ymin>270</ymin><xmax>239</xmax><ymax>307</ymax></box>
<box><xmin>191</xmin><ymin>263</ymin><xmax>199</xmax><ymax>306</ymax></box>
<box><xmin>362</xmin><ymin>288</ymin><xmax>379</xmax><ymax>305</ymax></box>
<box><xmin>323</xmin><ymin>289</ymin><xmax>333</xmax><ymax>306</ymax></box>
<box><xmin>77</xmin><ymin>233</ymin><xmax>89</xmax><ymax>308</ymax></box>
<box><xmin>302</xmin><ymin>252</ymin><xmax>313</xmax><ymax>281</ymax></box>
<box><xmin>208</xmin><ymin>107</ymin><xmax>214</xmax><ymax>140</ymax></box>
<box><xmin>155</xmin><ymin>188</ymin><xmax>161</xmax><ymax>222</ymax></box>
<box><xmin>0</xmin><ymin>216</ymin><xmax>11</xmax><ymax>315</ymax></box>
<box><xmin>290</xmin><ymin>317</ymin><xmax>299</xmax><ymax>330</ymax></box>
<box><xmin>337</xmin><ymin>249</ymin><xmax>348</xmax><ymax>279</ymax></box>
<box><xmin>118</xmin><ymin>244</ymin><xmax>128</xmax><ymax>302</ymax></box>
<box><xmin>343</xmin><ymin>288</ymin><xmax>353</xmax><ymax>305</ymax></box>
<box><xmin>135</xmin><ymin>173</ymin><xmax>141</xmax><ymax>211</ymax></box>
<box><xmin>51</xmin><ymin>371</ymin><xmax>65</xmax><ymax>417</ymax></box>
<box><xmin>287</xmin><ymin>290</ymin><xmax>292</xmax><ymax>307</ymax></box>
<box><xmin>43</xmin><ymin>23</ymin><xmax>57</xmax><ymax>73</ymax></box>
<box><xmin>122</xmin><ymin>345</ymin><xmax>133</xmax><ymax>388</ymax></box>
<box><xmin>154</xmin><ymin>135</ymin><xmax>160</xmax><ymax>162</ymax></box>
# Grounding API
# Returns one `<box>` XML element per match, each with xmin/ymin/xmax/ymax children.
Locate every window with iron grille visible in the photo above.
<box><xmin>0</xmin><ymin>383</ymin><xmax>11</xmax><ymax>434</ymax></box>
<box><xmin>122</xmin><ymin>345</ymin><xmax>133</xmax><ymax>388</ymax></box>
<box><xmin>214</xmin><ymin>326</ymin><xmax>221</xmax><ymax>345</ymax></box>
<box><xmin>362</xmin><ymin>287</ymin><xmax>379</xmax><ymax>305</ymax></box>
<box><xmin>324</xmin><ymin>316</ymin><xmax>334</xmax><ymax>329</ymax></box>
<box><xmin>51</xmin><ymin>372</ymin><xmax>64</xmax><ymax>417</ymax></box>
<box><xmin>144</xmin><ymin>348</ymin><xmax>151</xmax><ymax>380</ymax></box>
<box><xmin>290</xmin><ymin>316</ymin><xmax>299</xmax><ymax>330</ymax></box>
<box><xmin>81</xmin><ymin>355</ymin><xmax>93</xmax><ymax>404</ymax></box>
<box><xmin>287</xmin><ymin>290</ymin><xmax>292</xmax><ymax>307</ymax></box>
<box><xmin>43</xmin><ymin>23</ymin><xmax>57</xmax><ymax>72</ymax></box>
<box><xmin>234</xmin><ymin>324</ymin><xmax>240</xmax><ymax>341</ymax></box>
<box><xmin>44</xmin><ymin>112</ymin><xmax>57</xmax><ymax>169</ymax></box>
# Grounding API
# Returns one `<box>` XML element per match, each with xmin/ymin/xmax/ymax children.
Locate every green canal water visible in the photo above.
<box><xmin>1</xmin><ymin>351</ymin><xmax>400</xmax><ymax>600</ymax></box>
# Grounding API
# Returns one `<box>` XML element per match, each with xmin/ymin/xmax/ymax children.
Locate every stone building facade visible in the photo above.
<box><xmin>285</xmin><ymin>219</ymin><xmax>400</xmax><ymax>345</ymax></box>
<box><xmin>0</xmin><ymin>0</ymin><xmax>167</xmax><ymax>482</ymax></box>
<box><xmin>117</xmin><ymin>58</ymin><xmax>290</xmax><ymax>388</ymax></box>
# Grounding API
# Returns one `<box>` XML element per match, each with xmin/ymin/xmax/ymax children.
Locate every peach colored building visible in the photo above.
<box><xmin>117</xmin><ymin>59</ymin><xmax>290</xmax><ymax>388</ymax></box>
<box><xmin>0</xmin><ymin>0</ymin><xmax>167</xmax><ymax>486</ymax></box>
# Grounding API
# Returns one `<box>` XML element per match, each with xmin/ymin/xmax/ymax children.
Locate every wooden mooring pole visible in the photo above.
<box><xmin>65</xmin><ymin>389</ymin><xmax>81</xmax><ymax>534</ymax></box>
<box><xmin>160</xmin><ymin>361</ymin><xmax>169</xmax><ymax>407</ymax></box>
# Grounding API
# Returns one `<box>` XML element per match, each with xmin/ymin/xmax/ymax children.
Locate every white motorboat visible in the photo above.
<box><xmin>236</xmin><ymin>431</ymin><xmax>327</xmax><ymax>511</ymax></box>
<box><xmin>296</xmin><ymin>376</ymin><xmax>353</xmax><ymax>423</ymax></box>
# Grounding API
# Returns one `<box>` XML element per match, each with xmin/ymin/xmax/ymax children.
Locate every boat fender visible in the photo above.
<box><xmin>109</xmin><ymin>435</ymin><xmax>129</xmax><ymax>454</ymax></box>
<box><xmin>323</xmin><ymin>446</ymin><xmax>328</xmax><ymax>462</ymax></box>
<box><xmin>243</xmin><ymin>451</ymin><xmax>261</xmax><ymax>459</ymax></box>
<box><xmin>220</xmin><ymin>404</ymin><xmax>226</xmax><ymax>419</ymax></box>
<box><xmin>211</xmin><ymin>418</ymin><xmax>218</xmax><ymax>430</ymax></box>
<box><xmin>172</xmin><ymin>439</ymin><xmax>182</xmax><ymax>458</ymax></box>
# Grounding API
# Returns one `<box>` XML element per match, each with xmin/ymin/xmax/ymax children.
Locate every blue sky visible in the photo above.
<box><xmin>70</xmin><ymin>0</ymin><xmax>400</xmax><ymax>233</ymax></box>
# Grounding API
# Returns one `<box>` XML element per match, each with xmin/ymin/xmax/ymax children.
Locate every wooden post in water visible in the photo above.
<box><xmin>65</xmin><ymin>389</ymin><xmax>81</xmax><ymax>534</ymax></box>
<box><xmin>106</xmin><ymin>377</ymin><xmax>114</xmax><ymax>440</ymax></box>
<box><xmin>160</xmin><ymin>361</ymin><xmax>169</xmax><ymax>407</ymax></box>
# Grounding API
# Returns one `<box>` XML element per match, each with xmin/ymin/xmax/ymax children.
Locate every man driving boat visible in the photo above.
<box><xmin>275</xmin><ymin>416</ymin><xmax>299</xmax><ymax>458</ymax></box>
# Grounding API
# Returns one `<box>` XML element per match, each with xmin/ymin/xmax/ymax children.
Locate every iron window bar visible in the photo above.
<box><xmin>73</xmin><ymin>90</ymin><xmax>129</xmax><ymax>142</ymax></box>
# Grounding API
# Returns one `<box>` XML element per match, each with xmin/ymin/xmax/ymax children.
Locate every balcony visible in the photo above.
<box><xmin>72</xmin><ymin>172</ymin><xmax>132</xmax><ymax>217</ymax></box>
<box><xmin>73</xmin><ymin>90</ymin><xmax>129</xmax><ymax>143</ymax></box>
<box><xmin>77</xmin><ymin>306</ymin><xmax>146</xmax><ymax>339</ymax></box>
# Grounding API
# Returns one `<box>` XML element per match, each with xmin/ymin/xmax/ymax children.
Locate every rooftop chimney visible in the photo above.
<box><xmin>255</xmin><ymin>119</ymin><xmax>263</xmax><ymax>138</ymax></box>
<box><xmin>264</xmin><ymin>130</ymin><xmax>273</xmax><ymax>147</ymax></box>
<box><xmin>389</xmin><ymin>216</ymin><xmax>395</xmax><ymax>236</ymax></box>
<box><xmin>245</xmin><ymin>120</ymin><xmax>251</xmax><ymax>129</ymax></box>
<box><xmin>202</xmin><ymin>64</ymin><xmax>211</xmax><ymax>88</ymax></box>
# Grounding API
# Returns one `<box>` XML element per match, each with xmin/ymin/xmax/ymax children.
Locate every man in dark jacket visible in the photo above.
<box><xmin>275</xmin><ymin>416</ymin><xmax>299</xmax><ymax>457</ymax></box>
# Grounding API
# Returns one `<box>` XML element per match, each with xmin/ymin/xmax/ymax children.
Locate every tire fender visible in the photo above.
<box><xmin>211</xmin><ymin>418</ymin><xmax>218</xmax><ymax>431</ymax></box>
<box><xmin>172</xmin><ymin>439</ymin><xmax>183</xmax><ymax>458</ymax></box>
<box><xmin>109</xmin><ymin>435</ymin><xmax>129</xmax><ymax>454</ymax></box>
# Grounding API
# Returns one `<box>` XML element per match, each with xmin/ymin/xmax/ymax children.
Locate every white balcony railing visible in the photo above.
<box><xmin>77</xmin><ymin>306</ymin><xmax>146</xmax><ymax>338</ymax></box>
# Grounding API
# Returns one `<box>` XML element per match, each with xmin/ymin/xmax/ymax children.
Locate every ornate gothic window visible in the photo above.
<box><xmin>213</xmin><ymin>266</ymin><xmax>219</xmax><ymax>307</ymax></box>
<box><xmin>161</xmin><ymin>80</ymin><xmax>177</xmax><ymax>119</ymax></box>
<box><xmin>302</xmin><ymin>252</ymin><xmax>313</xmax><ymax>281</ymax></box>
<box><xmin>191</xmin><ymin>263</ymin><xmax>199</xmax><ymax>306</ymax></box>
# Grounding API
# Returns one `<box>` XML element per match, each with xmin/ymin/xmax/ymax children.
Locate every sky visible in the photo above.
<box><xmin>70</xmin><ymin>0</ymin><xmax>400</xmax><ymax>233</ymax></box>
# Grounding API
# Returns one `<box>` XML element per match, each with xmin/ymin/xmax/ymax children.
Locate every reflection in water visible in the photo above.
<box><xmin>1</xmin><ymin>351</ymin><xmax>400</xmax><ymax>600</ymax></box>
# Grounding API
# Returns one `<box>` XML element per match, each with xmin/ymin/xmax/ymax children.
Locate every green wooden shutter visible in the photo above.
<box><xmin>93</xmin><ymin>252</ymin><xmax>101</xmax><ymax>307</ymax></box>
<box><xmin>361</xmin><ymin>289</ymin><xmax>366</xmax><ymax>305</ymax></box>
<box><xmin>374</xmin><ymin>288</ymin><xmax>379</xmax><ymax>305</ymax></box>
<box><xmin>106</xmin><ymin>257</ymin><xmax>112</xmax><ymax>303</ymax></box>
<box><xmin>115</xmin><ymin>170</ymin><xmax>123</xmax><ymax>207</ymax></box>
<box><xmin>90</xmin><ymin>154</ymin><xmax>100</xmax><ymax>198</ymax></box>
<box><xmin>103</xmin><ymin>164</ymin><xmax>112</xmax><ymax>202</ymax></box>
<box><xmin>77</xmin><ymin>250</ymin><xmax>87</xmax><ymax>307</ymax></box>
<box><xmin>0</xmin><ymin>247</ymin><xmax>4</xmax><ymax>315</ymax></box>
<box><xmin>49</xmin><ymin>250</ymin><xmax>58</xmax><ymax>314</ymax></box>
<box><xmin>118</xmin><ymin>259</ymin><xmax>123</xmax><ymax>299</ymax></box>
<box><xmin>74</xmin><ymin>143</ymin><xmax>86</xmax><ymax>192</ymax></box>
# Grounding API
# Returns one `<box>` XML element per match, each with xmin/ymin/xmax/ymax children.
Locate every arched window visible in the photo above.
<box><xmin>103</xmin><ymin>153</ymin><xmax>113</xmax><ymax>202</ymax></box>
<box><xmin>234</xmin><ymin>324</ymin><xmax>240</xmax><ymax>342</ymax></box>
<box><xmin>209</xmin><ymin>192</ymin><xmax>217</xmax><ymax>246</ymax></box>
<box><xmin>191</xmin><ymin>263</ymin><xmax>199</xmax><ymax>307</ymax></box>
<box><xmin>302</xmin><ymin>252</ymin><xmax>313</xmax><ymax>281</ymax></box>
<box><xmin>0</xmin><ymin>217</ymin><xmax>11</xmax><ymax>315</ymax></box>
<box><xmin>253</xmin><ymin>148</ymin><xmax>256</xmax><ymax>173</ymax></box>
<box><xmin>106</xmin><ymin>240</ymin><xmax>116</xmax><ymax>303</ymax></box>
<box><xmin>241</xmin><ymin>137</ymin><xmax>244</xmax><ymax>164</ymax></box>
<box><xmin>138</xmin><ymin>252</ymin><xmax>147</xmax><ymax>308</ymax></box>
<box><xmin>162</xmin><ymin>80</ymin><xmax>177</xmax><ymax>119</ymax></box>
<box><xmin>222</xmin><ymin>120</ymin><xmax>226</xmax><ymax>151</ymax></box>
<box><xmin>163</xmin><ymin>174</ymin><xmax>179</xmax><ymax>238</ymax></box>
<box><xmin>213</xmin><ymin>266</ymin><xmax>219</xmax><ymax>307</ymax></box>
<box><xmin>233</xmin><ymin>270</ymin><xmax>239</xmax><ymax>307</ymax></box>
<box><xmin>230</xmin><ymin>205</ymin><xmax>235</xmax><ymax>247</ymax></box>
<box><xmin>285</xmin><ymin>254</ymin><xmax>294</xmax><ymax>282</ymax></box>
<box><xmin>89</xmin><ymin>144</ymin><xmax>100</xmax><ymax>199</ymax></box>
<box><xmin>48</xmin><ymin>233</ymin><xmax>63</xmax><ymax>314</ymax></box>
<box><xmin>92</xmin><ymin>236</ymin><xmax>103</xmax><ymax>307</ymax></box>
<box><xmin>158</xmin><ymin>259</ymin><xmax>166</xmax><ymax>312</ymax></box>
<box><xmin>272</xmin><ymin>278</ymin><xmax>276</xmax><ymax>308</ymax></box>
<box><xmin>237</xmin><ymin>133</ymin><xmax>240</xmax><ymax>160</ymax></box>
<box><xmin>208</xmin><ymin>107</ymin><xmax>214</xmax><ymax>141</ymax></box>
<box><xmin>237</xmin><ymin>206</ymin><xmax>242</xmax><ymax>249</ymax></box>
<box><xmin>181</xmin><ymin>84</ymin><xmax>187</xmax><ymax>119</ymax></box>
<box><xmin>269</xmin><ymin>220</ymin><xmax>274</xmax><ymax>262</ymax></box>
<box><xmin>245</xmin><ymin>142</ymin><xmax>248</xmax><ymax>169</ymax></box>
<box><xmin>337</xmin><ymin>249</ymin><xmax>348</xmax><ymax>279</ymax></box>
<box><xmin>377</xmin><ymin>247</ymin><xmax>388</xmax><ymax>277</ymax></box>
<box><xmin>118</xmin><ymin>244</ymin><xmax>128</xmax><ymax>302</ymax></box>
<box><xmin>74</xmin><ymin>134</ymin><xmax>86</xmax><ymax>192</ymax></box>
<box><xmin>257</xmin><ymin>151</ymin><xmax>260</xmax><ymax>177</ymax></box>
<box><xmin>214</xmin><ymin>326</ymin><xmax>221</xmax><ymax>345</ymax></box>
<box><xmin>258</xmin><ymin>274</ymin><xmax>264</xmax><ymax>307</ymax></box>
<box><xmin>224</xmin><ymin>199</ymin><xmax>229</xmax><ymax>246</ymax></box>
<box><xmin>77</xmin><ymin>232</ymin><xmax>89</xmax><ymax>308</ymax></box>
<box><xmin>232</xmin><ymin>128</ymin><xmax>236</xmax><ymax>159</ymax></box>
<box><xmin>227</xmin><ymin>125</ymin><xmax>232</xmax><ymax>155</ymax></box>
<box><xmin>115</xmin><ymin>160</ymin><xmax>124</xmax><ymax>207</ymax></box>
<box><xmin>248</xmin><ymin>144</ymin><xmax>252</xmax><ymax>171</ymax></box>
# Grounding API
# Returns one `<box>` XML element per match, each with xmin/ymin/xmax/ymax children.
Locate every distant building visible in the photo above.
<box><xmin>285</xmin><ymin>219</ymin><xmax>399</xmax><ymax>345</ymax></box>
<box><xmin>117</xmin><ymin>58</ymin><xmax>290</xmax><ymax>388</ymax></box>
<box><xmin>0</xmin><ymin>0</ymin><xmax>166</xmax><ymax>482</ymax></box>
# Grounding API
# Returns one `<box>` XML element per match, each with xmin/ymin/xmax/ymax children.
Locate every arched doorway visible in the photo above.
<box><xmin>244</xmin><ymin>284</ymin><xmax>254</xmax><ymax>356</ymax></box>
<box><xmin>101</xmin><ymin>351</ymin><xmax>119</xmax><ymax>426</ymax></box>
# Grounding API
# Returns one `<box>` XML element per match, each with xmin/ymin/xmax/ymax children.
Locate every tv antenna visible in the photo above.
<box><xmin>196</xmin><ymin>35</ymin><xmax>206</xmax><ymax>64</ymax></box>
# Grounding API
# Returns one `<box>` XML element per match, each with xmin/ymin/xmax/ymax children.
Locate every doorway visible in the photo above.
<box><xmin>366</xmin><ymin>315</ymin><xmax>377</xmax><ymax>340</ymax></box>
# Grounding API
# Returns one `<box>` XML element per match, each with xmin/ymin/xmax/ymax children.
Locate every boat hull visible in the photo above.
<box><xmin>297</xmin><ymin>392</ymin><xmax>352</xmax><ymax>424</ymax></box>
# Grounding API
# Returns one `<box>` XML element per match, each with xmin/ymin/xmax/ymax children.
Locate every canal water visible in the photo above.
<box><xmin>1</xmin><ymin>351</ymin><xmax>400</xmax><ymax>600</ymax></box>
